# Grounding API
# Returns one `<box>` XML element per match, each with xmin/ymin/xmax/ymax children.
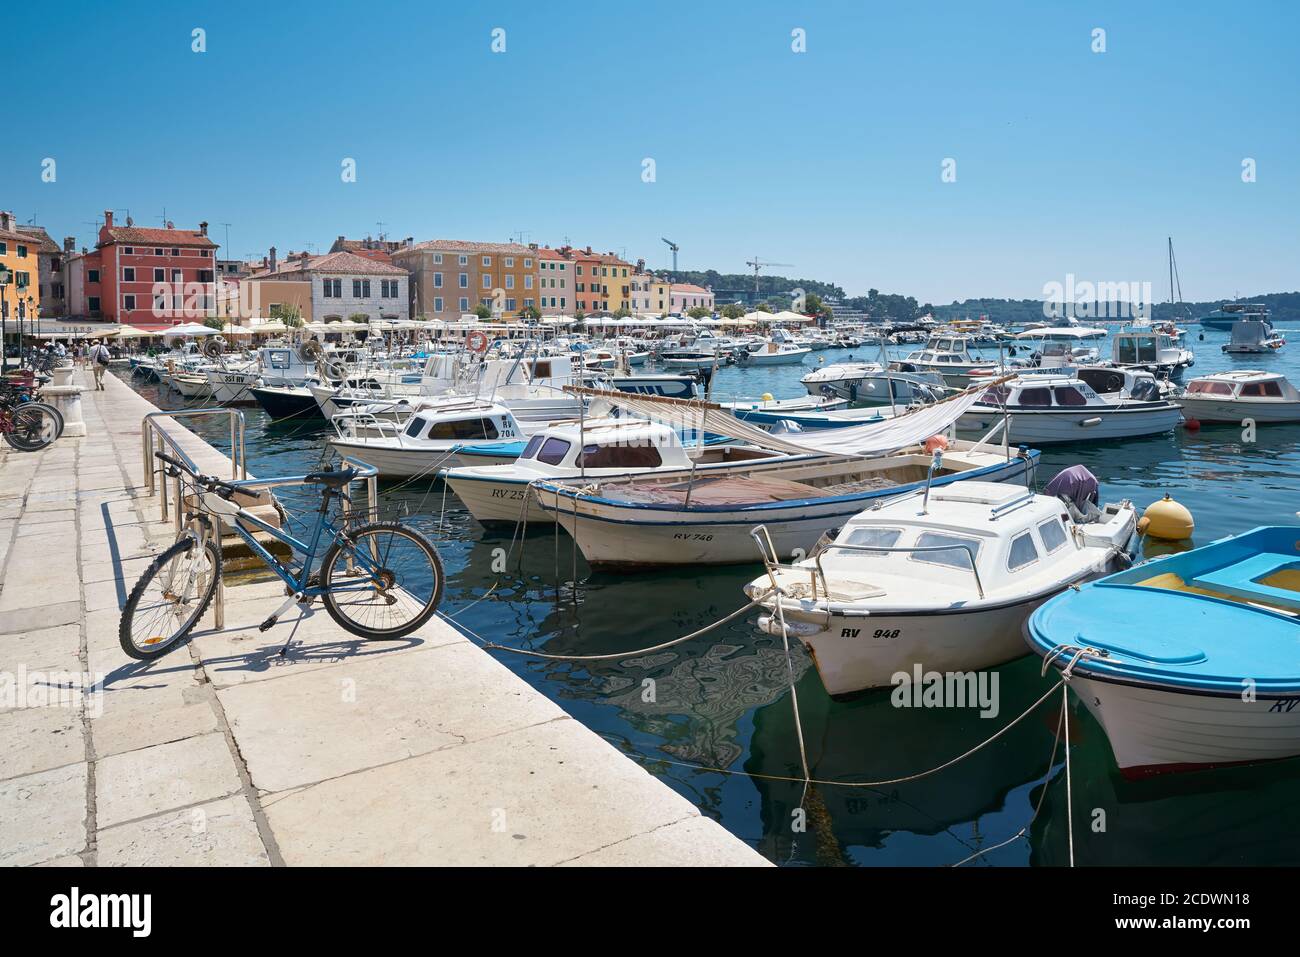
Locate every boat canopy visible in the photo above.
<box><xmin>566</xmin><ymin>379</ymin><xmax>1001</xmax><ymax>458</ymax></box>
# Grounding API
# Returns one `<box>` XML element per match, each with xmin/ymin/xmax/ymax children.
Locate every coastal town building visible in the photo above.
<box><xmin>671</xmin><ymin>282</ymin><xmax>715</xmax><ymax>314</ymax></box>
<box><xmin>392</xmin><ymin>239</ymin><xmax>537</xmax><ymax>320</ymax></box>
<box><xmin>631</xmin><ymin>262</ymin><xmax>670</xmax><ymax>315</ymax></box>
<box><xmin>241</xmin><ymin>248</ymin><xmax>408</xmax><ymax>324</ymax></box>
<box><xmin>0</xmin><ymin>212</ymin><xmax>40</xmax><ymax>328</ymax></box>
<box><xmin>63</xmin><ymin>210</ymin><xmax>219</xmax><ymax>328</ymax></box>
<box><xmin>532</xmin><ymin>245</ymin><xmax>571</xmax><ymax>314</ymax></box>
<box><xmin>12</xmin><ymin>224</ymin><xmax>67</xmax><ymax>318</ymax></box>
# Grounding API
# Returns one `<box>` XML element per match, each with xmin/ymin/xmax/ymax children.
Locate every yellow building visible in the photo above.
<box><xmin>592</xmin><ymin>252</ymin><xmax>633</xmax><ymax>313</ymax></box>
<box><xmin>0</xmin><ymin>212</ymin><xmax>40</xmax><ymax>330</ymax></box>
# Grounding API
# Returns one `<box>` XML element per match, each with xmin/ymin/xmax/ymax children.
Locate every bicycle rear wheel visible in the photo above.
<box><xmin>28</xmin><ymin>401</ymin><xmax>65</xmax><ymax>438</ymax></box>
<box><xmin>319</xmin><ymin>522</ymin><xmax>443</xmax><ymax>639</ymax></box>
<box><xmin>120</xmin><ymin>536</ymin><xmax>222</xmax><ymax>659</ymax></box>
<box><xmin>3</xmin><ymin>404</ymin><xmax>59</xmax><ymax>451</ymax></box>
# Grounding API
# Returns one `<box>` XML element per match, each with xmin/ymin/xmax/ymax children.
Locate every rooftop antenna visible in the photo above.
<box><xmin>376</xmin><ymin>221</ymin><xmax>388</xmax><ymax>240</ymax></box>
<box><xmin>745</xmin><ymin>257</ymin><xmax>795</xmax><ymax>300</ymax></box>
<box><xmin>220</xmin><ymin>222</ymin><xmax>232</xmax><ymax>257</ymax></box>
<box><xmin>661</xmin><ymin>237</ymin><xmax>679</xmax><ymax>271</ymax></box>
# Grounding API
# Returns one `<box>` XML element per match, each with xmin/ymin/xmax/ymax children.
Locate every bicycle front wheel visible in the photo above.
<box><xmin>3</xmin><ymin>404</ymin><xmax>59</xmax><ymax>451</ymax></box>
<box><xmin>120</xmin><ymin>536</ymin><xmax>222</xmax><ymax>659</ymax></box>
<box><xmin>319</xmin><ymin>522</ymin><xmax>444</xmax><ymax>640</ymax></box>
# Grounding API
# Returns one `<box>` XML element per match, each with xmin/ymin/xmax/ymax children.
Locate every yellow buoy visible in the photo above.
<box><xmin>761</xmin><ymin>392</ymin><xmax>773</xmax><ymax>402</ymax></box>
<box><xmin>1138</xmin><ymin>493</ymin><xmax>1194</xmax><ymax>540</ymax></box>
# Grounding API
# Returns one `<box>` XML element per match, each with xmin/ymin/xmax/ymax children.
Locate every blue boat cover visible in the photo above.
<box><xmin>1027</xmin><ymin>527</ymin><xmax>1300</xmax><ymax>694</ymax></box>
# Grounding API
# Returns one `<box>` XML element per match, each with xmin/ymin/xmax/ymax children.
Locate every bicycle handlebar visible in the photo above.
<box><xmin>153</xmin><ymin>450</ymin><xmax>266</xmax><ymax>501</ymax></box>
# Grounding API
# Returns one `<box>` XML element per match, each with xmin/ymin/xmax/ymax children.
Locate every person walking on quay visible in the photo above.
<box><xmin>89</xmin><ymin>338</ymin><xmax>112</xmax><ymax>390</ymax></box>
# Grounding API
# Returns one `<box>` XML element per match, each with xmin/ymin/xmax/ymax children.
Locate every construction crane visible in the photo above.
<box><xmin>745</xmin><ymin>257</ymin><xmax>794</xmax><ymax>301</ymax></box>
<box><xmin>661</xmin><ymin>237</ymin><xmax>679</xmax><ymax>272</ymax></box>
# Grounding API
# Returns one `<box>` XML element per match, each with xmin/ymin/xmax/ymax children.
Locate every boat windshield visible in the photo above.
<box><xmin>838</xmin><ymin>526</ymin><xmax>903</xmax><ymax>556</ymax></box>
<box><xmin>519</xmin><ymin>434</ymin><xmax>545</xmax><ymax>459</ymax></box>
<box><xmin>912</xmin><ymin>532</ymin><xmax>979</xmax><ymax>570</ymax></box>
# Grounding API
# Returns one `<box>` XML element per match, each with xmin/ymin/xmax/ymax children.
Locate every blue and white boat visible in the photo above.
<box><xmin>1026</xmin><ymin>526</ymin><xmax>1300</xmax><ymax>778</ymax></box>
<box><xmin>1198</xmin><ymin>302</ymin><xmax>1271</xmax><ymax>332</ymax></box>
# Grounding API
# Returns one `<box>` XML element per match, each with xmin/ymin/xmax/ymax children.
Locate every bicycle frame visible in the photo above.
<box><xmin>194</xmin><ymin>486</ymin><xmax>387</xmax><ymax>602</ymax></box>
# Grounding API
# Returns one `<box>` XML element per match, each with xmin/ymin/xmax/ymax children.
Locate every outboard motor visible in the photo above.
<box><xmin>767</xmin><ymin>419</ymin><xmax>804</xmax><ymax>435</ymax></box>
<box><xmin>1045</xmin><ymin>465</ymin><xmax>1101</xmax><ymax>522</ymax></box>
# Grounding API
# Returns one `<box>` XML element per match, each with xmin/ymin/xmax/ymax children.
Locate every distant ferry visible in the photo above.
<box><xmin>1198</xmin><ymin>302</ymin><xmax>1271</xmax><ymax>331</ymax></box>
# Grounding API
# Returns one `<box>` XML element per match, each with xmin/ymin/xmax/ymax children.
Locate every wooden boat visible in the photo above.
<box><xmin>535</xmin><ymin>441</ymin><xmax>1038</xmax><ymax>568</ymax></box>
<box><xmin>1026</xmin><ymin>526</ymin><xmax>1300</xmax><ymax>777</ymax></box>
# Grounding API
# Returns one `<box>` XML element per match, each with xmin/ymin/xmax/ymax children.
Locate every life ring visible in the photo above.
<box><xmin>466</xmin><ymin>331</ymin><xmax>490</xmax><ymax>354</ymax></box>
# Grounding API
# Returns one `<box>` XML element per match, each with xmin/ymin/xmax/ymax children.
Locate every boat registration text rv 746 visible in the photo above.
<box><xmin>49</xmin><ymin>887</ymin><xmax>151</xmax><ymax>937</ymax></box>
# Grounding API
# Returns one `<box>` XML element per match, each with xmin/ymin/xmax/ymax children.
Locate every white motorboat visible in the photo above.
<box><xmin>1111</xmin><ymin>326</ymin><xmax>1195</xmax><ymax>377</ymax></box>
<box><xmin>441</xmin><ymin>418</ymin><xmax>780</xmax><ymax>524</ymax></box>
<box><xmin>1222</xmin><ymin>318</ymin><xmax>1285</xmax><ymax>354</ymax></box>
<box><xmin>957</xmin><ymin>372</ymin><xmax>1182</xmax><ymax>444</ymax></box>
<box><xmin>744</xmin><ymin>474</ymin><xmax>1135</xmax><ymax>696</ymax></box>
<box><xmin>897</xmin><ymin>336</ymin><xmax>999</xmax><ymax>387</ymax></box>
<box><xmin>1177</xmin><ymin>370</ymin><xmax>1300</xmax><ymax>423</ymax></box>
<box><xmin>742</xmin><ymin>331</ymin><xmax>812</xmax><ymax>366</ymax></box>
<box><xmin>801</xmin><ymin>362</ymin><xmax>947</xmax><ymax>406</ymax></box>
<box><xmin>327</xmin><ymin>397</ymin><xmax>530</xmax><ymax>477</ymax></box>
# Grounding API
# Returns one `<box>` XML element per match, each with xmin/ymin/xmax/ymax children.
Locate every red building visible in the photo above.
<box><xmin>74</xmin><ymin>210</ymin><xmax>219</xmax><ymax>328</ymax></box>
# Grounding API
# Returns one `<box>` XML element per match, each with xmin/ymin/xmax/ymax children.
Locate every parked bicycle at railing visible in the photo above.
<box><xmin>119</xmin><ymin>451</ymin><xmax>445</xmax><ymax>659</ymax></box>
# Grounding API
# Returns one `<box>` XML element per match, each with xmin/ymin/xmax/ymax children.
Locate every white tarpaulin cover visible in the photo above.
<box><xmin>566</xmin><ymin>382</ymin><xmax>998</xmax><ymax>458</ymax></box>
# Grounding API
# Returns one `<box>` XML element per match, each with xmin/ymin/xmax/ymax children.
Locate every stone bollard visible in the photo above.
<box><xmin>42</xmin><ymin>361</ymin><xmax>87</xmax><ymax>437</ymax></box>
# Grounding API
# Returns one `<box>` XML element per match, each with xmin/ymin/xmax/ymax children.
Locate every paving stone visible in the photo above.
<box><xmin>219</xmin><ymin>640</ymin><xmax>563</xmax><ymax>792</ymax></box>
<box><xmin>97</xmin><ymin>795</ymin><xmax>269</xmax><ymax>866</ymax></box>
<box><xmin>0</xmin><ymin>762</ymin><xmax>88</xmax><ymax>867</ymax></box>
<box><xmin>92</xmin><ymin>700</ymin><xmax>218</xmax><ymax>758</ymax></box>
<box><xmin>0</xmin><ymin>705</ymin><xmax>84</xmax><ymax>779</ymax></box>
<box><xmin>96</xmin><ymin>732</ymin><xmax>243</xmax><ymax>829</ymax></box>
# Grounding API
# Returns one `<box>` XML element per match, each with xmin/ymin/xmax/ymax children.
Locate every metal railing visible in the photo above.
<box><xmin>142</xmin><ymin>408</ymin><xmax>246</xmax><ymax>506</ymax></box>
<box><xmin>749</xmin><ymin>523</ymin><xmax>985</xmax><ymax>603</ymax></box>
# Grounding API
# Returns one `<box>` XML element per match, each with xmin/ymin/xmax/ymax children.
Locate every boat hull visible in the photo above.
<box><xmin>1070</xmin><ymin>676</ymin><xmax>1300</xmax><ymax>778</ymax></box>
<box><xmin>327</xmin><ymin>439</ymin><xmax>516</xmax><ymax>478</ymax></box>
<box><xmin>957</xmin><ymin>404</ymin><xmax>1181</xmax><ymax>444</ymax></box>
<box><xmin>1175</xmin><ymin>397</ymin><xmax>1300</xmax><ymax>423</ymax></box>
<box><xmin>540</xmin><ymin>453</ymin><xmax>1036</xmax><ymax>568</ymax></box>
<box><xmin>250</xmin><ymin>386</ymin><xmax>322</xmax><ymax>421</ymax></box>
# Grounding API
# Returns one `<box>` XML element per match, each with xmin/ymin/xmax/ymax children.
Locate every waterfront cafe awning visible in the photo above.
<box><xmin>162</xmin><ymin>322</ymin><xmax>220</xmax><ymax>337</ymax></box>
<box><xmin>110</xmin><ymin>326</ymin><xmax>154</xmax><ymax>339</ymax></box>
<box><xmin>306</xmin><ymin>320</ymin><xmax>368</xmax><ymax>333</ymax></box>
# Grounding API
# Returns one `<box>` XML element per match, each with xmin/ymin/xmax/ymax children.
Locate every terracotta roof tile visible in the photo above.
<box><xmin>246</xmin><ymin>250</ymin><xmax>407</xmax><ymax>280</ymax></box>
<box><xmin>15</xmin><ymin>226</ymin><xmax>60</xmax><ymax>253</ymax></box>
<box><xmin>104</xmin><ymin>225</ymin><xmax>218</xmax><ymax>248</ymax></box>
<box><xmin>395</xmin><ymin>239</ymin><xmax>535</xmax><ymax>257</ymax></box>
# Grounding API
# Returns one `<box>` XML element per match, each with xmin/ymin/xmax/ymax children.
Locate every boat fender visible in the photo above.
<box><xmin>924</xmin><ymin>434</ymin><xmax>949</xmax><ymax>454</ymax></box>
<box><xmin>1137</xmin><ymin>494</ymin><xmax>1194</xmax><ymax>540</ymax></box>
<box><xmin>1080</xmin><ymin>416</ymin><xmax>1103</xmax><ymax>427</ymax></box>
<box><xmin>1183</xmin><ymin>417</ymin><xmax>1200</xmax><ymax>431</ymax></box>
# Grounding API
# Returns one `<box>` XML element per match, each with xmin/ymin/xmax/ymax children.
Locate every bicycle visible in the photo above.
<box><xmin>0</xmin><ymin>379</ymin><xmax>62</xmax><ymax>451</ymax></box>
<box><xmin>119</xmin><ymin>451</ymin><xmax>445</xmax><ymax>660</ymax></box>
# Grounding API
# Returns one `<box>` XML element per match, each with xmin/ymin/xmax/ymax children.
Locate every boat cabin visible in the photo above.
<box><xmin>977</xmin><ymin>374</ymin><xmax>1109</xmax><ymax>409</ymax></box>
<box><xmin>1183</xmin><ymin>371</ymin><xmax>1299</xmax><ymax>401</ymax></box>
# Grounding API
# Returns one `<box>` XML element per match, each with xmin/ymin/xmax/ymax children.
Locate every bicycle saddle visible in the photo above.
<box><xmin>305</xmin><ymin>467</ymin><xmax>358</xmax><ymax>489</ymax></box>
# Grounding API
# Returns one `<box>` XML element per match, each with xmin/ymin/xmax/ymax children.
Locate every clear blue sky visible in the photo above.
<box><xmin>6</xmin><ymin>0</ymin><xmax>1297</xmax><ymax>304</ymax></box>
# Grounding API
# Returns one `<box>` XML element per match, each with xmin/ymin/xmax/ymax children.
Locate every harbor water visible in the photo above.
<box><xmin>119</xmin><ymin>325</ymin><xmax>1300</xmax><ymax>866</ymax></box>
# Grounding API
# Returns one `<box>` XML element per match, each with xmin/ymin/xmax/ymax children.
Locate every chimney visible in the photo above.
<box><xmin>585</xmin><ymin>245</ymin><xmax>592</xmax><ymax>254</ymax></box>
<box><xmin>636</xmin><ymin>258</ymin><xmax>645</xmax><ymax>272</ymax></box>
<box><xmin>103</xmin><ymin>210</ymin><xmax>113</xmax><ymax>229</ymax></box>
<box><xmin>528</xmin><ymin>242</ymin><xmax>538</xmax><ymax>250</ymax></box>
<box><xmin>63</xmin><ymin>237</ymin><xmax>75</xmax><ymax>254</ymax></box>
<box><xmin>126</xmin><ymin>216</ymin><xmax>134</xmax><ymax>227</ymax></box>
<box><xmin>0</xmin><ymin>211</ymin><xmax>13</xmax><ymax>232</ymax></box>
<box><xmin>199</xmin><ymin>221</ymin><xmax>208</xmax><ymax>236</ymax></box>
<box><xmin>269</xmin><ymin>246</ymin><xmax>278</xmax><ymax>272</ymax></box>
